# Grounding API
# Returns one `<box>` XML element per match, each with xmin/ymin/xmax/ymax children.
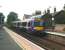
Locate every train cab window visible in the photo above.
<box><xmin>34</xmin><ymin>21</ymin><xmax>45</xmax><ymax>27</ymax></box>
<box><xmin>40</xmin><ymin>21</ymin><xmax>45</xmax><ymax>26</ymax></box>
<box><xmin>34</xmin><ymin>21</ymin><xmax>40</xmax><ymax>26</ymax></box>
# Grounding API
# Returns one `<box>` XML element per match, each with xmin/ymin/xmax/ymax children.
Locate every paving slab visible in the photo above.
<box><xmin>0</xmin><ymin>28</ymin><xmax>22</xmax><ymax>50</ymax></box>
<box><xmin>4</xmin><ymin>27</ymin><xmax>45</xmax><ymax>50</ymax></box>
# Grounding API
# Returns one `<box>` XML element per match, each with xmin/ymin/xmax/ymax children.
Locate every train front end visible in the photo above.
<box><xmin>29</xmin><ymin>18</ymin><xmax>47</xmax><ymax>36</ymax></box>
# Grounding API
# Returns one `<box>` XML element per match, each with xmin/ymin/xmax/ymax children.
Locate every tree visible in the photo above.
<box><xmin>0</xmin><ymin>13</ymin><xmax>5</xmax><ymax>24</ymax></box>
<box><xmin>7</xmin><ymin>12</ymin><xmax>18</xmax><ymax>26</ymax></box>
<box><xmin>54</xmin><ymin>10</ymin><xmax>65</xmax><ymax>24</ymax></box>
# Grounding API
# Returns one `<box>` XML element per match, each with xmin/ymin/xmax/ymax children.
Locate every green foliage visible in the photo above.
<box><xmin>7</xmin><ymin>12</ymin><xmax>18</xmax><ymax>26</ymax></box>
<box><xmin>0</xmin><ymin>13</ymin><xmax>5</xmax><ymax>23</ymax></box>
<box><xmin>55</xmin><ymin>11</ymin><xmax>65</xmax><ymax>24</ymax></box>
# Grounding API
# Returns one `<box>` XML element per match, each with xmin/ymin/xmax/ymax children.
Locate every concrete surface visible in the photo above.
<box><xmin>4</xmin><ymin>27</ymin><xmax>45</xmax><ymax>50</ymax></box>
<box><xmin>0</xmin><ymin>28</ymin><xmax>22</xmax><ymax>50</ymax></box>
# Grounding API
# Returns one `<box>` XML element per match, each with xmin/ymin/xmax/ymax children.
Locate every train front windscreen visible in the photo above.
<box><xmin>33</xmin><ymin>21</ymin><xmax>45</xmax><ymax>26</ymax></box>
<box><xmin>33</xmin><ymin>21</ymin><xmax>45</xmax><ymax>31</ymax></box>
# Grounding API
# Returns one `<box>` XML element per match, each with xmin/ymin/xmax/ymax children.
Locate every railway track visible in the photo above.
<box><xmin>43</xmin><ymin>34</ymin><xmax>65</xmax><ymax>46</ymax></box>
<box><xmin>10</xmin><ymin>28</ymin><xmax>65</xmax><ymax>50</ymax></box>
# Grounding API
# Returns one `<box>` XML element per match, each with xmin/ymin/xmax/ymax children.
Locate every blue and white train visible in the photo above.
<box><xmin>11</xmin><ymin>15</ymin><xmax>47</xmax><ymax>36</ymax></box>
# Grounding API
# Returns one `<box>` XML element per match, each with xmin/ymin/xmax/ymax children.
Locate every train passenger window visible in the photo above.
<box><xmin>14</xmin><ymin>23</ymin><xmax>16</xmax><ymax>26</ymax></box>
<box><xmin>14</xmin><ymin>23</ymin><xmax>16</xmax><ymax>25</ymax></box>
<box><xmin>28</xmin><ymin>22</ymin><xmax>31</xmax><ymax>26</ymax></box>
<box><xmin>17</xmin><ymin>22</ymin><xmax>21</xmax><ymax>26</ymax></box>
<box><xmin>22</xmin><ymin>22</ymin><xmax>27</xmax><ymax>26</ymax></box>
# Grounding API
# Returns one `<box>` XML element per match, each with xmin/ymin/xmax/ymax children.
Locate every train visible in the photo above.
<box><xmin>11</xmin><ymin>15</ymin><xmax>47</xmax><ymax>36</ymax></box>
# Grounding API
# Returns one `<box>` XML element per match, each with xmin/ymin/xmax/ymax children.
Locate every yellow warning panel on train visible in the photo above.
<box><xmin>34</xmin><ymin>27</ymin><xmax>44</xmax><ymax>31</ymax></box>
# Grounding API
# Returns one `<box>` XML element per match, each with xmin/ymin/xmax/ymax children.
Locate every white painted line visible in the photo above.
<box><xmin>3</xmin><ymin>27</ymin><xmax>25</xmax><ymax>50</ymax></box>
<box><xmin>46</xmin><ymin>31</ymin><xmax>65</xmax><ymax>36</ymax></box>
<box><xmin>4</xmin><ymin>27</ymin><xmax>45</xmax><ymax>50</ymax></box>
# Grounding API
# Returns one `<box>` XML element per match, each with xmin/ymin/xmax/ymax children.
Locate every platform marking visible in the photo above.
<box><xmin>4</xmin><ymin>27</ymin><xmax>45</xmax><ymax>50</ymax></box>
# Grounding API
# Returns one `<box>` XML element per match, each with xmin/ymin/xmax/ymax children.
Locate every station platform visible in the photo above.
<box><xmin>0</xmin><ymin>27</ymin><xmax>22</xmax><ymax>50</ymax></box>
<box><xmin>3</xmin><ymin>27</ymin><xmax>45</xmax><ymax>50</ymax></box>
<box><xmin>46</xmin><ymin>31</ymin><xmax>65</xmax><ymax>37</ymax></box>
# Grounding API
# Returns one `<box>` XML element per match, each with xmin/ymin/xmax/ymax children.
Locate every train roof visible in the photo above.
<box><xmin>12</xmin><ymin>18</ymin><xmax>34</xmax><ymax>23</ymax></box>
<box><xmin>31</xmin><ymin>15</ymin><xmax>43</xmax><ymax>19</ymax></box>
<box><xmin>12</xmin><ymin>15</ymin><xmax>43</xmax><ymax>23</ymax></box>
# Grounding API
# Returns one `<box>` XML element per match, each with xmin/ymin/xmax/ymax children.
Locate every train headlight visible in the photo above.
<box><xmin>33</xmin><ymin>27</ymin><xmax>36</xmax><ymax>29</ymax></box>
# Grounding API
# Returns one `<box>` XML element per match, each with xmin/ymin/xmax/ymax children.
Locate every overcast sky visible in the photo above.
<box><xmin>0</xmin><ymin>0</ymin><xmax>65</xmax><ymax>21</ymax></box>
